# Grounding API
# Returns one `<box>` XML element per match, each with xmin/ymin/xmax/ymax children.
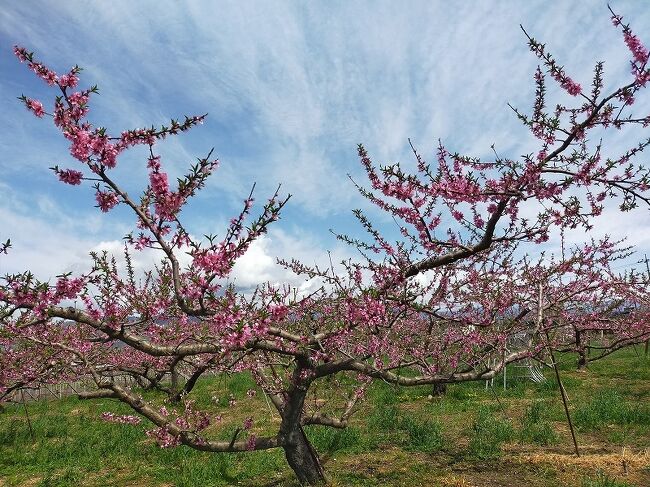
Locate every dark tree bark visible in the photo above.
<box><xmin>577</xmin><ymin>351</ymin><xmax>589</xmax><ymax>370</ymax></box>
<box><xmin>282</xmin><ymin>425</ymin><xmax>326</xmax><ymax>485</ymax></box>
<box><xmin>431</xmin><ymin>382</ymin><xmax>447</xmax><ymax>396</ymax></box>
<box><xmin>575</xmin><ymin>329</ymin><xmax>589</xmax><ymax>370</ymax></box>
<box><xmin>280</xmin><ymin>369</ymin><xmax>326</xmax><ymax>485</ymax></box>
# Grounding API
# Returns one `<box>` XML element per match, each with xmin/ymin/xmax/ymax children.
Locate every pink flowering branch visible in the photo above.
<box><xmin>4</xmin><ymin>11</ymin><xmax>650</xmax><ymax>485</ymax></box>
<box><xmin>348</xmin><ymin>14</ymin><xmax>650</xmax><ymax>287</ymax></box>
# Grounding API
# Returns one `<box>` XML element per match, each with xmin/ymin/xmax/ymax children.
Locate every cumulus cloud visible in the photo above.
<box><xmin>230</xmin><ymin>228</ymin><xmax>354</xmax><ymax>291</ymax></box>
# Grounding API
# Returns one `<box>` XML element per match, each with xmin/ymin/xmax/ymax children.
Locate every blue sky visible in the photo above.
<box><xmin>1</xmin><ymin>1</ymin><xmax>650</xmax><ymax>287</ymax></box>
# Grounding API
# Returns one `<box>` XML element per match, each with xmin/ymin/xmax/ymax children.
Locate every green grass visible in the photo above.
<box><xmin>581</xmin><ymin>470</ymin><xmax>633</xmax><ymax>487</ymax></box>
<box><xmin>399</xmin><ymin>415</ymin><xmax>443</xmax><ymax>452</ymax></box>
<box><xmin>574</xmin><ymin>390</ymin><xmax>650</xmax><ymax>431</ymax></box>
<box><xmin>0</xmin><ymin>379</ymin><xmax>287</xmax><ymax>486</ymax></box>
<box><xmin>1</xmin><ymin>348</ymin><xmax>649</xmax><ymax>486</ymax></box>
<box><xmin>306</xmin><ymin>425</ymin><xmax>364</xmax><ymax>454</ymax></box>
<box><xmin>518</xmin><ymin>400</ymin><xmax>558</xmax><ymax>445</ymax></box>
<box><xmin>467</xmin><ymin>405</ymin><xmax>515</xmax><ymax>459</ymax></box>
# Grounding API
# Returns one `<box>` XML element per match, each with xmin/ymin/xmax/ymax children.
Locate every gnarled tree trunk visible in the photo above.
<box><xmin>280</xmin><ymin>371</ymin><xmax>325</xmax><ymax>485</ymax></box>
<box><xmin>282</xmin><ymin>425</ymin><xmax>325</xmax><ymax>485</ymax></box>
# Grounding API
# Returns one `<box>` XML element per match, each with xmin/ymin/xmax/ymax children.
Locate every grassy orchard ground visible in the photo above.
<box><xmin>0</xmin><ymin>348</ymin><xmax>648</xmax><ymax>487</ymax></box>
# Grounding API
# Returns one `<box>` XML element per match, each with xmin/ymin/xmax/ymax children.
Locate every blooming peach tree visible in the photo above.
<box><xmin>2</xmin><ymin>10</ymin><xmax>650</xmax><ymax>485</ymax></box>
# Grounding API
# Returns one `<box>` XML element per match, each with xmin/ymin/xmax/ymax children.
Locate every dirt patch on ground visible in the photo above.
<box><xmin>327</xmin><ymin>445</ymin><xmax>650</xmax><ymax>486</ymax></box>
<box><xmin>8</xmin><ymin>479</ymin><xmax>41</xmax><ymax>487</ymax></box>
<box><xmin>517</xmin><ymin>448</ymin><xmax>650</xmax><ymax>486</ymax></box>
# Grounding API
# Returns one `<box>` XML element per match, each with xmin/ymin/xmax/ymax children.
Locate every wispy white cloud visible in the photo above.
<box><xmin>1</xmin><ymin>0</ymin><xmax>649</xmax><ymax>280</ymax></box>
